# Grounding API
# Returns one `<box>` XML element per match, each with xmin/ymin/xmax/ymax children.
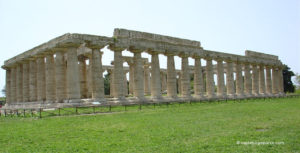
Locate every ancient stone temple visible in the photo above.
<box><xmin>1</xmin><ymin>28</ymin><xmax>285</xmax><ymax>109</ymax></box>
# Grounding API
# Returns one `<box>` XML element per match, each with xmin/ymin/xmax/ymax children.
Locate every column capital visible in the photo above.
<box><xmin>178</xmin><ymin>52</ymin><xmax>190</xmax><ymax>58</ymax></box>
<box><xmin>164</xmin><ymin>51</ymin><xmax>177</xmax><ymax>56</ymax></box>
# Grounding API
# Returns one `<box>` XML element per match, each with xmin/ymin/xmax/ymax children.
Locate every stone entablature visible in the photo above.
<box><xmin>2</xmin><ymin>28</ymin><xmax>285</xmax><ymax>109</ymax></box>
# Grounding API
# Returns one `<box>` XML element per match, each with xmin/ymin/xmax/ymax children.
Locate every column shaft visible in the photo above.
<box><xmin>112</xmin><ymin>50</ymin><xmax>124</xmax><ymax>98</ymax></box>
<box><xmin>29</xmin><ymin>60</ymin><xmax>37</xmax><ymax>101</ymax></box>
<box><xmin>46</xmin><ymin>54</ymin><xmax>56</xmax><ymax>101</ymax></box>
<box><xmin>278</xmin><ymin>68</ymin><xmax>284</xmax><ymax>94</ymax></box>
<box><xmin>265</xmin><ymin>66</ymin><xmax>272</xmax><ymax>95</ymax></box>
<box><xmin>67</xmin><ymin>48</ymin><xmax>81</xmax><ymax>99</ymax></box>
<box><xmin>144</xmin><ymin>65</ymin><xmax>151</xmax><ymax>95</ymax></box>
<box><xmin>167</xmin><ymin>55</ymin><xmax>177</xmax><ymax>98</ymax></box>
<box><xmin>22</xmin><ymin>62</ymin><xmax>30</xmax><ymax>102</ymax></box>
<box><xmin>109</xmin><ymin>70</ymin><xmax>114</xmax><ymax>96</ymax></box>
<box><xmin>37</xmin><ymin>57</ymin><xmax>46</xmax><ymax>101</ymax></box>
<box><xmin>235</xmin><ymin>62</ymin><xmax>244</xmax><ymax>97</ymax></box>
<box><xmin>129</xmin><ymin>64</ymin><xmax>134</xmax><ymax>95</ymax></box>
<box><xmin>252</xmin><ymin>64</ymin><xmax>259</xmax><ymax>96</ymax></box>
<box><xmin>16</xmin><ymin>64</ymin><xmax>23</xmax><ymax>102</ymax></box>
<box><xmin>194</xmin><ymin>58</ymin><xmax>204</xmax><ymax>97</ymax></box>
<box><xmin>272</xmin><ymin>67</ymin><xmax>278</xmax><ymax>94</ymax></box>
<box><xmin>151</xmin><ymin>53</ymin><xmax>162</xmax><ymax>98</ymax></box>
<box><xmin>226</xmin><ymin>61</ymin><xmax>235</xmax><ymax>97</ymax></box>
<box><xmin>124</xmin><ymin>72</ymin><xmax>128</xmax><ymax>96</ymax></box>
<box><xmin>161</xmin><ymin>72</ymin><xmax>167</xmax><ymax>92</ymax></box>
<box><xmin>91</xmin><ymin>49</ymin><xmax>104</xmax><ymax>99</ymax></box>
<box><xmin>5</xmin><ymin>69</ymin><xmax>11</xmax><ymax>103</ymax></box>
<box><xmin>55</xmin><ymin>52</ymin><xmax>67</xmax><ymax>102</ymax></box>
<box><xmin>206</xmin><ymin>58</ymin><xmax>215</xmax><ymax>98</ymax></box>
<box><xmin>244</xmin><ymin>63</ymin><xmax>252</xmax><ymax>96</ymax></box>
<box><xmin>133</xmin><ymin>52</ymin><xmax>144</xmax><ymax>98</ymax></box>
<box><xmin>10</xmin><ymin>67</ymin><xmax>17</xmax><ymax>102</ymax></box>
<box><xmin>217</xmin><ymin>60</ymin><xmax>225</xmax><ymax>97</ymax></box>
<box><xmin>258</xmin><ymin>65</ymin><xmax>266</xmax><ymax>95</ymax></box>
<box><xmin>181</xmin><ymin>56</ymin><xmax>191</xmax><ymax>98</ymax></box>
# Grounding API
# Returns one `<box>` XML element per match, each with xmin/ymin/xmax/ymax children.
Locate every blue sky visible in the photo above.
<box><xmin>0</xmin><ymin>0</ymin><xmax>299</xmax><ymax>96</ymax></box>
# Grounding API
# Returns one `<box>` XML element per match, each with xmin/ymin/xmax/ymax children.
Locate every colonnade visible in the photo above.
<box><xmin>2</xmin><ymin>29</ymin><xmax>285</xmax><ymax>109</ymax></box>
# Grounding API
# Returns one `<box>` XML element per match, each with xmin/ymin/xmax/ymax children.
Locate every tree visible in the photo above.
<box><xmin>282</xmin><ymin>65</ymin><xmax>295</xmax><ymax>93</ymax></box>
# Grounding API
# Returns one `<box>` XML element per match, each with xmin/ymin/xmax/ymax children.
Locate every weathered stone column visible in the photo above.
<box><xmin>144</xmin><ymin>64</ymin><xmax>151</xmax><ymax>95</ymax></box>
<box><xmin>107</xmin><ymin>69</ymin><xmax>114</xmax><ymax>96</ymax></box>
<box><xmin>112</xmin><ymin>49</ymin><xmax>124</xmax><ymax>99</ymax></box>
<box><xmin>133</xmin><ymin>51</ymin><xmax>144</xmax><ymax>99</ymax></box>
<box><xmin>55</xmin><ymin>51</ymin><xmax>66</xmax><ymax>102</ymax></box>
<box><xmin>177</xmin><ymin>72</ymin><xmax>182</xmax><ymax>95</ymax></box>
<box><xmin>29</xmin><ymin>59</ymin><xmax>37</xmax><ymax>102</ymax></box>
<box><xmin>226</xmin><ymin>60</ymin><xmax>235</xmax><ymax>98</ymax></box>
<box><xmin>251</xmin><ymin>63</ymin><xmax>259</xmax><ymax>96</ymax></box>
<box><xmin>46</xmin><ymin>54</ymin><xmax>56</xmax><ymax>102</ymax></box>
<box><xmin>161</xmin><ymin>72</ymin><xmax>167</xmax><ymax>92</ymax></box>
<box><xmin>258</xmin><ymin>64</ymin><xmax>266</xmax><ymax>96</ymax></box>
<box><xmin>181</xmin><ymin>55</ymin><xmax>191</xmax><ymax>98</ymax></box>
<box><xmin>205</xmin><ymin>57</ymin><xmax>215</xmax><ymax>99</ymax></box>
<box><xmin>166</xmin><ymin>54</ymin><xmax>177</xmax><ymax>98</ymax></box>
<box><xmin>37</xmin><ymin>57</ymin><xmax>46</xmax><ymax>101</ymax></box>
<box><xmin>90</xmin><ymin>49</ymin><xmax>104</xmax><ymax>99</ymax></box>
<box><xmin>5</xmin><ymin>69</ymin><xmax>11</xmax><ymax>104</ymax></box>
<box><xmin>66</xmin><ymin>47</ymin><xmax>81</xmax><ymax>100</ymax></box>
<box><xmin>124</xmin><ymin>71</ymin><xmax>128</xmax><ymax>96</ymax></box>
<box><xmin>150</xmin><ymin>53</ymin><xmax>162</xmax><ymax>99</ymax></box>
<box><xmin>243</xmin><ymin>62</ymin><xmax>252</xmax><ymax>97</ymax></box>
<box><xmin>216</xmin><ymin>58</ymin><xmax>226</xmax><ymax>98</ymax></box>
<box><xmin>22</xmin><ymin>61</ymin><xmax>30</xmax><ymax>102</ymax></box>
<box><xmin>265</xmin><ymin>66</ymin><xmax>272</xmax><ymax>95</ymax></box>
<box><xmin>193</xmin><ymin>57</ymin><xmax>204</xmax><ymax>98</ymax></box>
<box><xmin>16</xmin><ymin>64</ymin><xmax>23</xmax><ymax>102</ymax></box>
<box><xmin>235</xmin><ymin>61</ymin><xmax>244</xmax><ymax>98</ymax></box>
<box><xmin>79</xmin><ymin>57</ymin><xmax>88</xmax><ymax>99</ymax></box>
<box><xmin>278</xmin><ymin>67</ymin><xmax>284</xmax><ymax>95</ymax></box>
<box><xmin>128</xmin><ymin>63</ymin><xmax>134</xmax><ymax>95</ymax></box>
<box><xmin>87</xmin><ymin>64</ymin><xmax>92</xmax><ymax>98</ymax></box>
<box><xmin>10</xmin><ymin>67</ymin><xmax>17</xmax><ymax>103</ymax></box>
<box><xmin>272</xmin><ymin>67</ymin><xmax>278</xmax><ymax>95</ymax></box>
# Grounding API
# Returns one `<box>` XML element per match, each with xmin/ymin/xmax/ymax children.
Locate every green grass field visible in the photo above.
<box><xmin>1</xmin><ymin>97</ymin><xmax>300</xmax><ymax>152</ymax></box>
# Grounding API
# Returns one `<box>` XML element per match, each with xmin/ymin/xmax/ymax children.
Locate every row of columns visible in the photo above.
<box><xmin>5</xmin><ymin>47</ymin><xmax>285</xmax><ymax>104</ymax></box>
<box><xmin>5</xmin><ymin>47</ymin><xmax>105</xmax><ymax>104</ymax></box>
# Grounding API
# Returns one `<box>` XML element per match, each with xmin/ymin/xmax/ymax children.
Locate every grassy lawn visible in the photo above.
<box><xmin>0</xmin><ymin>97</ymin><xmax>300</xmax><ymax>152</ymax></box>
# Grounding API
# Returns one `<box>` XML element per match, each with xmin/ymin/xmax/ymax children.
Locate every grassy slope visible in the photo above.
<box><xmin>0</xmin><ymin>98</ymin><xmax>300</xmax><ymax>153</ymax></box>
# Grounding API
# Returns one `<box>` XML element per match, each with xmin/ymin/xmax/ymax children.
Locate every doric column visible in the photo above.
<box><xmin>161</xmin><ymin>72</ymin><xmax>167</xmax><ymax>92</ymax></box>
<box><xmin>79</xmin><ymin>57</ymin><xmax>88</xmax><ymax>99</ymax></box>
<box><xmin>37</xmin><ymin>57</ymin><xmax>46</xmax><ymax>101</ymax></box>
<box><xmin>150</xmin><ymin>53</ymin><xmax>162</xmax><ymax>99</ymax></box>
<box><xmin>10</xmin><ymin>67</ymin><xmax>17</xmax><ymax>103</ymax></box>
<box><xmin>166</xmin><ymin>54</ymin><xmax>177</xmax><ymax>98</ymax></box>
<box><xmin>55</xmin><ymin>51</ymin><xmax>67</xmax><ymax>102</ymax></box>
<box><xmin>181</xmin><ymin>55</ymin><xmax>191</xmax><ymax>98</ymax></box>
<box><xmin>128</xmin><ymin>63</ymin><xmax>134</xmax><ymax>95</ymax></box>
<box><xmin>132</xmin><ymin>51</ymin><xmax>144</xmax><ymax>98</ymax></box>
<box><xmin>16</xmin><ymin>64</ymin><xmax>23</xmax><ymax>102</ymax></box>
<box><xmin>265</xmin><ymin>66</ymin><xmax>272</xmax><ymax>95</ymax></box>
<box><xmin>22</xmin><ymin>61</ymin><xmax>30</xmax><ymax>102</ymax></box>
<box><xmin>251</xmin><ymin>63</ymin><xmax>259</xmax><ymax>96</ymax></box>
<box><xmin>112</xmin><ymin>49</ymin><xmax>124</xmax><ymax>99</ymax></box>
<box><xmin>272</xmin><ymin>67</ymin><xmax>278</xmax><ymax>95</ymax></box>
<box><xmin>46</xmin><ymin>54</ymin><xmax>56</xmax><ymax>102</ymax></box>
<box><xmin>144</xmin><ymin>64</ymin><xmax>151</xmax><ymax>95</ymax></box>
<box><xmin>243</xmin><ymin>62</ymin><xmax>252</xmax><ymax>97</ymax></box>
<box><xmin>5</xmin><ymin>69</ymin><xmax>11</xmax><ymax>104</ymax></box>
<box><xmin>205</xmin><ymin>57</ymin><xmax>215</xmax><ymax>98</ymax></box>
<box><xmin>87</xmin><ymin>64</ymin><xmax>92</xmax><ymax>98</ymax></box>
<box><xmin>258</xmin><ymin>64</ymin><xmax>266</xmax><ymax>96</ymax></box>
<box><xmin>216</xmin><ymin>58</ymin><xmax>225</xmax><ymax>98</ymax></box>
<box><xmin>29</xmin><ymin>59</ymin><xmax>37</xmax><ymax>102</ymax></box>
<box><xmin>278</xmin><ymin>67</ymin><xmax>284</xmax><ymax>95</ymax></box>
<box><xmin>193</xmin><ymin>57</ymin><xmax>204</xmax><ymax>98</ymax></box>
<box><xmin>177</xmin><ymin>72</ymin><xmax>182</xmax><ymax>95</ymax></box>
<box><xmin>226</xmin><ymin>60</ymin><xmax>235</xmax><ymax>97</ymax></box>
<box><xmin>90</xmin><ymin>49</ymin><xmax>104</xmax><ymax>99</ymax></box>
<box><xmin>66</xmin><ymin>47</ymin><xmax>81</xmax><ymax>100</ymax></box>
<box><xmin>124</xmin><ymin>71</ymin><xmax>128</xmax><ymax>96</ymax></box>
<box><xmin>107</xmin><ymin>69</ymin><xmax>114</xmax><ymax>96</ymax></box>
<box><xmin>235</xmin><ymin>61</ymin><xmax>244</xmax><ymax>98</ymax></box>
